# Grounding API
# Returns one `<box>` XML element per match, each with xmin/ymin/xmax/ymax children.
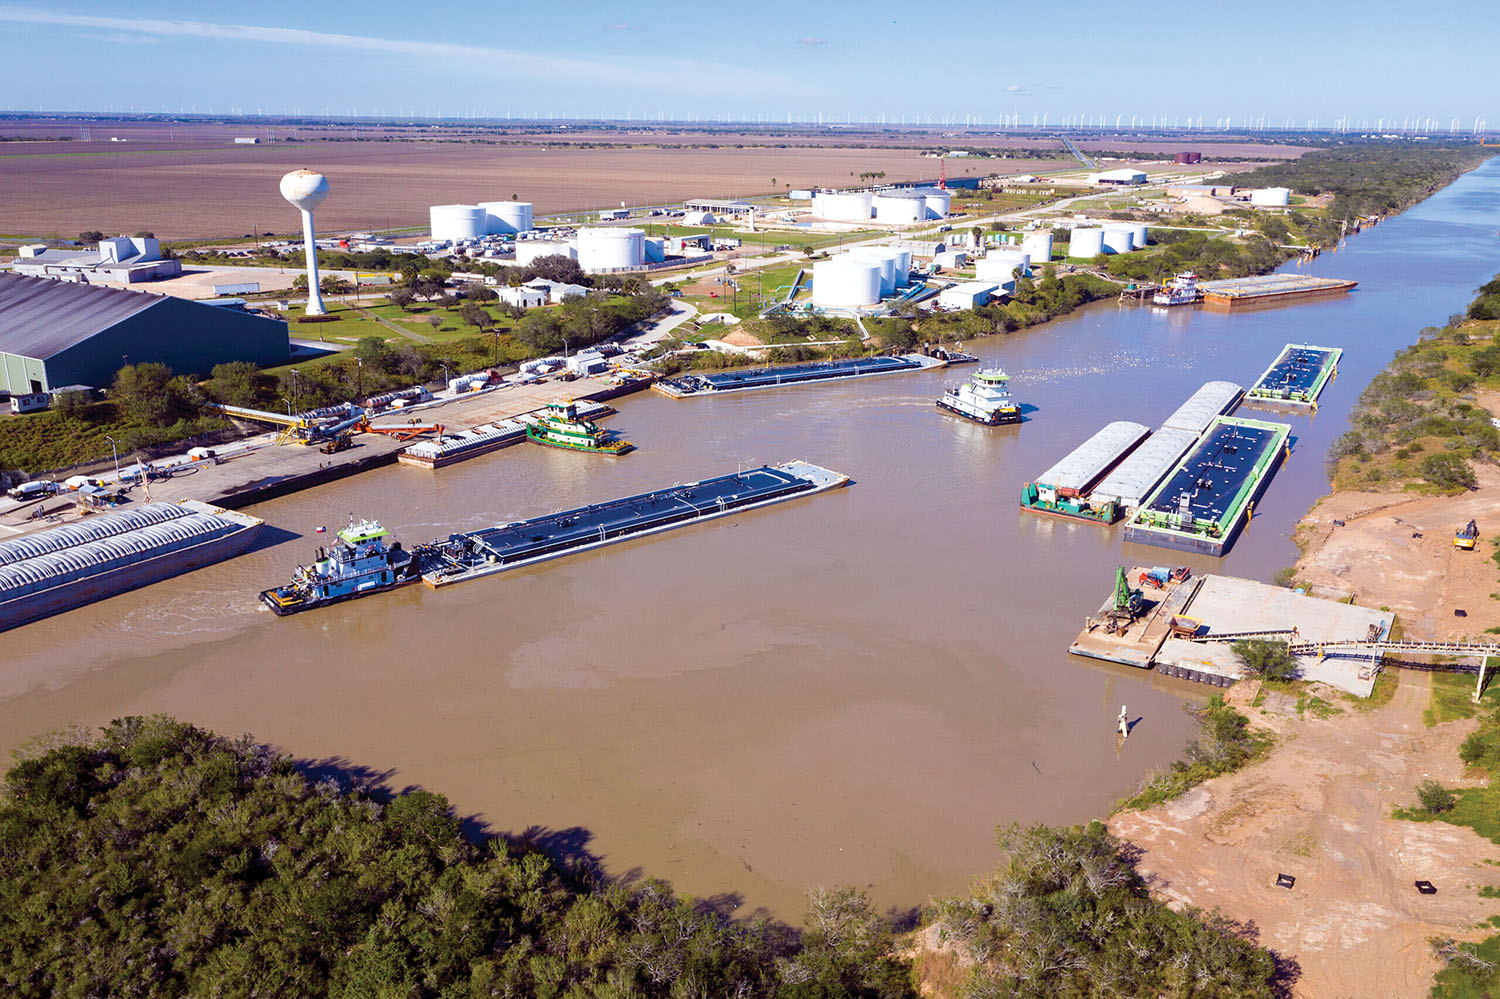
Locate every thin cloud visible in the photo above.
<box><xmin>0</xmin><ymin>6</ymin><xmax>786</xmax><ymax>93</ymax></box>
<box><xmin>797</xmin><ymin>37</ymin><xmax>826</xmax><ymax>46</ymax></box>
<box><xmin>606</xmin><ymin>22</ymin><xmax>644</xmax><ymax>31</ymax></box>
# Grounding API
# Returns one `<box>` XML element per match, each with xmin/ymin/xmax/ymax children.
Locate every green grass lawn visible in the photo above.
<box><xmin>1427</xmin><ymin>671</ymin><xmax>1492</xmax><ymax>726</ymax></box>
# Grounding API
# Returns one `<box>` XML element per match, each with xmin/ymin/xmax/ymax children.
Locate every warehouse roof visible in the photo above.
<box><xmin>0</xmin><ymin>273</ymin><xmax>163</xmax><ymax>359</ymax></box>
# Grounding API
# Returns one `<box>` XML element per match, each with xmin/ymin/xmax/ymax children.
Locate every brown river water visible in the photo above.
<box><xmin>4</xmin><ymin>162</ymin><xmax>1499</xmax><ymax>917</ymax></box>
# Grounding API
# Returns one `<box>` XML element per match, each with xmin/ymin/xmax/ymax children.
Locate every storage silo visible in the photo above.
<box><xmin>1021</xmin><ymin>233</ymin><xmax>1053</xmax><ymax>266</ymax></box>
<box><xmin>849</xmin><ymin>248</ymin><xmax>897</xmax><ymax>294</ymax></box>
<box><xmin>575</xmin><ymin>227</ymin><xmax>645</xmax><ymax>272</ymax></box>
<box><xmin>916</xmin><ymin>188</ymin><xmax>952</xmax><ymax>219</ymax></box>
<box><xmin>1069</xmin><ymin>227</ymin><xmax>1105</xmax><ymax>258</ymax></box>
<box><xmin>976</xmin><ymin>250</ymin><xmax>1030</xmax><ymax>284</ymax></box>
<box><xmin>515</xmin><ymin>240</ymin><xmax>576</xmax><ymax>266</ymax></box>
<box><xmin>479</xmin><ymin>201</ymin><xmax>534</xmax><ymax>234</ymax></box>
<box><xmin>1102</xmin><ymin>227</ymin><xmax>1135</xmax><ymax>254</ymax></box>
<box><xmin>815</xmin><ymin>191</ymin><xmax>873</xmax><ymax>221</ymax></box>
<box><xmin>871</xmin><ymin>192</ymin><xmax>924</xmax><ymax>223</ymax></box>
<box><xmin>812</xmin><ymin>258</ymin><xmax>882</xmax><ymax>308</ymax></box>
<box><xmin>430</xmin><ymin>204</ymin><xmax>487</xmax><ymax>242</ymax></box>
<box><xmin>1250</xmin><ymin>187</ymin><xmax>1291</xmax><ymax>206</ymax></box>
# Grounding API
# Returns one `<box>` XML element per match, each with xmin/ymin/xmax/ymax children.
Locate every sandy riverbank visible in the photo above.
<box><xmin>1109</xmin><ymin>673</ymin><xmax>1500</xmax><ymax>999</ymax></box>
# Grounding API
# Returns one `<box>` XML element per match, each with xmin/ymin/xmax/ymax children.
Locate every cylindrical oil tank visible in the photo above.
<box><xmin>917</xmin><ymin>188</ymin><xmax>952</xmax><ymax>219</ymax></box>
<box><xmin>812</xmin><ymin>259</ymin><xmax>882</xmax><ymax>307</ymax></box>
<box><xmin>849</xmin><ymin>248</ymin><xmax>897</xmax><ymax>294</ymax></box>
<box><xmin>644</xmin><ymin>237</ymin><xmax>664</xmax><ymax>263</ymax></box>
<box><xmin>890</xmin><ymin>247</ymin><xmax>912</xmax><ymax>286</ymax></box>
<box><xmin>976</xmin><ymin>250</ymin><xmax>1030</xmax><ymax>284</ymax></box>
<box><xmin>815</xmin><ymin>191</ymin><xmax>873</xmax><ymax>221</ymax></box>
<box><xmin>1101</xmin><ymin>228</ymin><xmax>1135</xmax><ymax>254</ymax></box>
<box><xmin>1250</xmin><ymin>187</ymin><xmax>1291</xmax><ymax>206</ymax></box>
<box><xmin>1128</xmin><ymin>223</ymin><xmax>1149</xmax><ymax>248</ymax></box>
<box><xmin>1069</xmin><ymin>227</ymin><xmax>1105</xmax><ymax>258</ymax></box>
<box><xmin>430</xmin><ymin>204</ymin><xmax>486</xmax><ymax>242</ymax></box>
<box><xmin>575</xmin><ymin>227</ymin><xmax>645</xmax><ymax>272</ymax></box>
<box><xmin>479</xmin><ymin>200</ymin><xmax>534</xmax><ymax>234</ymax></box>
<box><xmin>870</xmin><ymin>193</ymin><xmax>923</xmax><ymax>223</ymax></box>
<box><xmin>515</xmin><ymin>240</ymin><xmax>576</xmax><ymax>266</ymax></box>
<box><xmin>1021</xmin><ymin>233</ymin><xmax>1053</xmax><ymax>266</ymax></box>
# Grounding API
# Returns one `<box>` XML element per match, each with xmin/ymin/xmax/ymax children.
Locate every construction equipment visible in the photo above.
<box><xmin>1104</xmin><ymin>566</ymin><xmax>1144</xmax><ymax>634</ymax></box>
<box><xmin>319</xmin><ymin>433</ymin><xmax>353</xmax><ymax>455</ymax></box>
<box><xmin>1455</xmin><ymin>520</ymin><xmax>1479</xmax><ymax>551</ymax></box>
<box><xmin>358</xmin><ymin>419</ymin><xmax>444</xmax><ymax>442</ymax></box>
<box><xmin>1138</xmin><ymin>566</ymin><xmax>1171</xmax><ymax>590</ymax></box>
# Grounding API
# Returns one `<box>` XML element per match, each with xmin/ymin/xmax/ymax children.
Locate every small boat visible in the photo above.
<box><xmin>259</xmin><ymin>519</ymin><xmax>423</xmax><ymax>615</ymax></box>
<box><xmin>936</xmin><ymin>367</ymin><xmax>1021</xmax><ymax>426</ymax></box>
<box><xmin>526</xmin><ymin>400</ymin><xmax>634</xmax><ymax>455</ymax></box>
<box><xmin>1153</xmin><ymin>271</ymin><xmax>1200</xmax><ymax>306</ymax></box>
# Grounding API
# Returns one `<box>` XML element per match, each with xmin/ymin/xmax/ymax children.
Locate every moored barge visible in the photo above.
<box><xmin>1244</xmin><ymin>343</ymin><xmax>1341</xmax><ymax>406</ymax></box>
<box><xmin>1198</xmin><ymin>274</ymin><xmax>1356</xmax><ymax>310</ymax></box>
<box><xmin>422</xmin><ymin>460</ymin><xmax>849</xmax><ymax>588</ymax></box>
<box><xmin>1019</xmin><ymin>421</ymin><xmax>1149</xmax><ymax>523</ymax></box>
<box><xmin>653</xmin><ymin>354</ymin><xmax>944</xmax><ymax>399</ymax></box>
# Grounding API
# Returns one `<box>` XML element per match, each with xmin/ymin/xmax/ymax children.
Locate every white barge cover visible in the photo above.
<box><xmin>0</xmin><ymin>504</ymin><xmax>240</xmax><ymax>599</ymax></box>
<box><xmin>1090</xmin><ymin>427</ymin><xmax>1199</xmax><ymax>511</ymax></box>
<box><xmin>1035</xmin><ymin>420</ymin><xmax>1150</xmax><ymax>494</ymax></box>
<box><xmin>1161</xmin><ymin>380</ymin><xmax>1243</xmax><ymax>435</ymax></box>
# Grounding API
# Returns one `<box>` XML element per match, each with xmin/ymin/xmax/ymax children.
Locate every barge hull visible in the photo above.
<box><xmin>935</xmin><ymin>398</ymin><xmax>1021</xmax><ymax>426</ymax></box>
<box><xmin>655</xmin><ymin>355</ymin><xmax>943</xmax><ymax>399</ymax></box>
<box><xmin>423</xmin><ymin>461</ymin><xmax>848</xmax><ymax>588</ymax></box>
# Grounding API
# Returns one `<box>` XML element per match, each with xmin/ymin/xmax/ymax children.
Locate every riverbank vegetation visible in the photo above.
<box><xmin>1325</xmin><ymin>276</ymin><xmax>1500</xmax><ymax>493</ymax></box>
<box><xmin>865</xmin><ymin>268</ymin><xmax>1118</xmax><ymax>349</ymax></box>
<box><xmin>1115</xmin><ymin>697</ymin><xmax>1269</xmax><ymax>812</ymax></box>
<box><xmin>0</xmin><ymin>716</ymin><xmax>1280</xmax><ymax>998</ymax></box>
<box><xmin>925</xmin><ymin>822</ymin><xmax>1278</xmax><ymax>997</ymax></box>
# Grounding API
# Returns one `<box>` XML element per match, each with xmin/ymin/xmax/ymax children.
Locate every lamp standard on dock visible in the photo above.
<box><xmin>103</xmin><ymin>435</ymin><xmax>120</xmax><ymax>483</ymax></box>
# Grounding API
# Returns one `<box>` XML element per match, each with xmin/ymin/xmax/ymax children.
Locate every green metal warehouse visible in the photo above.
<box><xmin>0</xmin><ymin>273</ymin><xmax>290</xmax><ymax>395</ymax></box>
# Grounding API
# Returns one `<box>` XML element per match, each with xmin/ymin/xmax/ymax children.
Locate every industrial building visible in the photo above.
<box><xmin>683</xmin><ymin>198</ymin><xmax>753</xmax><ymax>216</ymax></box>
<box><xmin>937</xmin><ymin>282</ymin><xmax>997</xmax><ymax>310</ymax></box>
<box><xmin>0</xmin><ymin>273</ymin><xmax>289</xmax><ymax>395</ymax></box>
<box><xmin>430</xmin><ymin>201</ymin><xmax>536</xmax><ymax>242</ymax></box>
<box><xmin>11</xmin><ymin>236</ymin><xmax>183</xmax><ymax>286</ymax></box>
<box><xmin>1088</xmin><ymin>168</ymin><xmax>1147</xmax><ymax>186</ymax></box>
<box><xmin>575</xmin><ymin>228</ymin><xmax>645</xmax><ymax>273</ymax></box>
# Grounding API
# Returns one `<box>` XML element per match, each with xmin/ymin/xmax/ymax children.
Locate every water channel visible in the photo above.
<box><xmin>4</xmin><ymin>161</ymin><xmax>1499</xmax><ymax>916</ymax></box>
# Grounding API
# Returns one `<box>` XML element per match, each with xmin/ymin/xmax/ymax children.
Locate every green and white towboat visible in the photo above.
<box><xmin>525</xmin><ymin>400</ymin><xmax>634</xmax><ymax>455</ymax></box>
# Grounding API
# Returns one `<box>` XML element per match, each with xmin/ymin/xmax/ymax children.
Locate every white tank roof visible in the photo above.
<box><xmin>1090</xmin><ymin>428</ymin><xmax>1200</xmax><ymax>510</ymax></box>
<box><xmin>1035</xmin><ymin>421</ymin><xmax>1150</xmax><ymax>493</ymax></box>
<box><xmin>1161</xmin><ymin>380</ymin><xmax>1244</xmax><ymax>435</ymax></box>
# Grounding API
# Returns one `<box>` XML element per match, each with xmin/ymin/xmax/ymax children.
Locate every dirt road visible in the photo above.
<box><xmin>1110</xmin><ymin>674</ymin><xmax>1500</xmax><ymax>998</ymax></box>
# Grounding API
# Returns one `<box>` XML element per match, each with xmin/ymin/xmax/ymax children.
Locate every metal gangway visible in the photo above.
<box><xmin>1286</xmin><ymin>638</ymin><xmax>1500</xmax><ymax>702</ymax></box>
<box><xmin>1191</xmin><ymin>628</ymin><xmax>1300</xmax><ymax>644</ymax></box>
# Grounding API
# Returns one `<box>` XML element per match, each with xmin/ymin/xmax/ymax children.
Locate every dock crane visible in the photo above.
<box><xmin>1103</xmin><ymin>566</ymin><xmax>1144</xmax><ymax>635</ymax></box>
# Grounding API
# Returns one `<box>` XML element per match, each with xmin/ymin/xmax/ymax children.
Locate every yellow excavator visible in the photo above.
<box><xmin>1455</xmin><ymin>519</ymin><xmax>1479</xmax><ymax>551</ymax></box>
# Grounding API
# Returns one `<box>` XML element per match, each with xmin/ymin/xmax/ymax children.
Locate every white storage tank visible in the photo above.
<box><xmin>1070</xmin><ymin>227</ymin><xmax>1105</xmax><ymax>258</ymax></box>
<box><xmin>479</xmin><ymin>201</ymin><xmax>534</xmax><ymax>234</ymax></box>
<box><xmin>918</xmin><ymin>188</ymin><xmax>952</xmax><ymax>219</ymax></box>
<box><xmin>575</xmin><ymin>227</ymin><xmax>645</xmax><ymax>272</ymax></box>
<box><xmin>430</xmin><ymin>204</ymin><xmax>487</xmax><ymax>242</ymax></box>
<box><xmin>1249</xmin><ymin>187</ymin><xmax>1291</xmax><ymax>206</ymax></box>
<box><xmin>890</xmin><ymin>247</ymin><xmax>913</xmax><ymax>286</ymax></box>
<box><xmin>812</xmin><ymin>258</ymin><xmax>882</xmax><ymax>308</ymax></box>
<box><xmin>814</xmin><ymin>191</ymin><xmax>873</xmax><ymax>221</ymax></box>
<box><xmin>976</xmin><ymin>250</ymin><xmax>1030</xmax><ymax>285</ymax></box>
<box><xmin>515</xmin><ymin>240</ymin><xmax>577</xmax><ymax>266</ymax></box>
<box><xmin>849</xmin><ymin>248</ymin><xmax>897</xmax><ymax>294</ymax></box>
<box><xmin>870</xmin><ymin>193</ymin><xmax>924</xmax><ymax>223</ymax></box>
<box><xmin>1101</xmin><ymin>228</ymin><xmax>1135</xmax><ymax>254</ymax></box>
<box><xmin>644</xmin><ymin>237</ymin><xmax>665</xmax><ymax>263</ymax></box>
<box><xmin>1128</xmin><ymin>223</ymin><xmax>1149</xmax><ymax>248</ymax></box>
<box><xmin>1021</xmin><ymin>233</ymin><xmax>1053</xmax><ymax>267</ymax></box>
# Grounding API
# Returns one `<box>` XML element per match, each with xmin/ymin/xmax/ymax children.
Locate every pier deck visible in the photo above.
<box><xmin>1069</xmin><ymin>568</ymin><xmax>1203</xmax><ymax>669</ymax></box>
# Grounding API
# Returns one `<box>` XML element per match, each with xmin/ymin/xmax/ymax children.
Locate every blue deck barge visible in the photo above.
<box><xmin>654</xmin><ymin>354</ymin><xmax>941</xmax><ymax>398</ymax></box>
<box><xmin>422</xmin><ymin>460</ymin><xmax>849</xmax><ymax>587</ymax></box>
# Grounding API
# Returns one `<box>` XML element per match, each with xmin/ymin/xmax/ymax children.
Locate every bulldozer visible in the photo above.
<box><xmin>1455</xmin><ymin>519</ymin><xmax>1479</xmax><ymax>551</ymax></box>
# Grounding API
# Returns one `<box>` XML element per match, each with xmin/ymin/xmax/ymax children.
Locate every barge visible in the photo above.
<box><xmin>422</xmin><ymin>460</ymin><xmax>849</xmax><ymax>588</ymax></box>
<box><xmin>1245</xmin><ymin>343</ymin><xmax>1342</xmax><ymax>406</ymax></box>
<box><xmin>0</xmin><ymin>501</ymin><xmax>264</xmax><ymax>632</ymax></box>
<box><xmin>1198</xmin><ymin>274</ymin><xmax>1356</xmax><ymax>310</ymax></box>
<box><xmin>398</xmin><ymin>402</ymin><xmax>614</xmax><ymax>468</ymax></box>
<box><xmin>1122</xmin><ymin>415</ymin><xmax>1291</xmax><ymax>557</ymax></box>
<box><xmin>1091</xmin><ymin>381</ymin><xmax>1244</xmax><ymax>514</ymax></box>
<box><xmin>653</xmin><ymin>354</ymin><xmax>944</xmax><ymax>399</ymax></box>
<box><xmin>260</xmin><ymin>519</ymin><xmax>423</xmax><ymax>615</ymax></box>
<box><xmin>1019</xmin><ymin>421</ymin><xmax>1149</xmax><ymax>523</ymax></box>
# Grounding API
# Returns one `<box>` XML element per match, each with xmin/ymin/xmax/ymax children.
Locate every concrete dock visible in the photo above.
<box><xmin>1070</xmin><ymin>573</ymin><xmax>1394</xmax><ymax>696</ymax></box>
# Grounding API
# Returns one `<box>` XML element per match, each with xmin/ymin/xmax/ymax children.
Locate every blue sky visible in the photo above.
<box><xmin>0</xmin><ymin>1</ymin><xmax>1492</xmax><ymax>127</ymax></box>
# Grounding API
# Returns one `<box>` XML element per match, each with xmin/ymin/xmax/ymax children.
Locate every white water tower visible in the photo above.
<box><xmin>280</xmin><ymin>169</ymin><xmax>330</xmax><ymax>316</ymax></box>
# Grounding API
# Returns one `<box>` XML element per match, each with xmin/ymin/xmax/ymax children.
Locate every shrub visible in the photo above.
<box><xmin>1232</xmin><ymin>639</ymin><xmax>1301</xmax><ymax>681</ymax></box>
<box><xmin>1420</xmin><ymin>453</ymin><xmax>1478</xmax><ymax>490</ymax></box>
<box><xmin>1418</xmin><ymin>779</ymin><xmax>1457</xmax><ymax>814</ymax></box>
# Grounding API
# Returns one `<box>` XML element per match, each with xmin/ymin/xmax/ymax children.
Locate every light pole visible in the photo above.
<box><xmin>104</xmin><ymin>435</ymin><xmax>120</xmax><ymax>482</ymax></box>
<box><xmin>289</xmin><ymin>368</ymin><xmax>299</xmax><ymax>414</ymax></box>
